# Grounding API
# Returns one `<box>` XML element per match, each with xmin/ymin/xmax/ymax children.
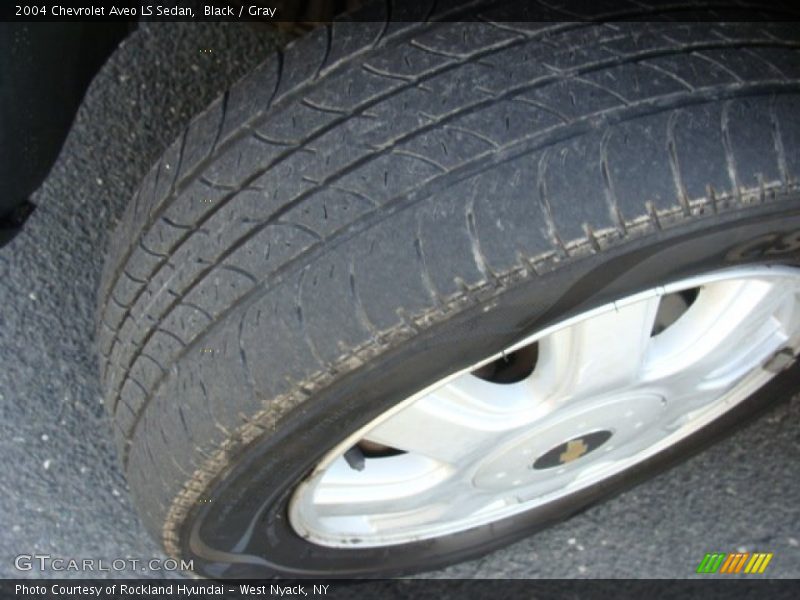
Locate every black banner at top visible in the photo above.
<box><xmin>4</xmin><ymin>0</ymin><xmax>800</xmax><ymax>22</ymax></box>
<box><xmin>10</xmin><ymin>1</ymin><xmax>279</xmax><ymax>21</ymax></box>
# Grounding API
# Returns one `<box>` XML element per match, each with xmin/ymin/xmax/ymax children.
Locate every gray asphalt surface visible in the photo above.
<box><xmin>0</xmin><ymin>21</ymin><xmax>799</xmax><ymax>580</ymax></box>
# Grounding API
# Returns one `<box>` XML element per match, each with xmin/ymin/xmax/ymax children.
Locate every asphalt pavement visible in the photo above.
<box><xmin>0</xmin><ymin>21</ymin><xmax>798</xmax><ymax>580</ymax></box>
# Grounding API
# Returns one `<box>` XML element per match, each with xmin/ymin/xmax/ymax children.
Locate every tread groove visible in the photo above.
<box><xmin>770</xmin><ymin>95</ymin><xmax>791</xmax><ymax>183</ymax></box>
<box><xmin>414</xmin><ymin>213</ymin><xmax>442</xmax><ymax>306</ymax></box>
<box><xmin>600</xmin><ymin>128</ymin><xmax>629</xmax><ymax>235</ymax></box>
<box><xmin>210</xmin><ymin>89</ymin><xmax>231</xmax><ymax>158</ymax></box>
<box><xmin>465</xmin><ymin>200</ymin><xmax>495</xmax><ymax>282</ymax></box>
<box><xmin>218</xmin><ymin>263</ymin><xmax>259</xmax><ymax>285</ymax></box>
<box><xmin>720</xmin><ymin>99</ymin><xmax>742</xmax><ymax>202</ymax></box>
<box><xmin>642</xmin><ymin>60</ymin><xmax>695</xmax><ymax>91</ymax></box>
<box><xmin>315</xmin><ymin>25</ymin><xmax>333</xmax><ymax>80</ymax></box>
<box><xmin>140</xmin><ymin>352</ymin><xmax>168</xmax><ymax>375</ymax></box>
<box><xmin>139</xmin><ymin>240</ymin><xmax>169</xmax><ymax>259</ymax></box>
<box><xmin>536</xmin><ymin>149</ymin><xmax>568</xmax><ymax>255</ymax></box>
<box><xmin>170</xmin><ymin>130</ymin><xmax>190</xmax><ymax>196</ymax></box>
<box><xmin>237</xmin><ymin>313</ymin><xmax>258</xmax><ymax>409</ymax></box>
<box><xmin>182</xmin><ymin>302</ymin><xmax>214</xmax><ymax>322</ymax></box>
<box><xmin>161</xmin><ymin>216</ymin><xmax>193</xmax><ymax>231</ymax></box>
<box><xmin>511</xmin><ymin>96</ymin><xmax>571</xmax><ymax>124</ymax></box>
<box><xmin>124</xmin><ymin>270</ymin><xmax>148</xmax><ymax>286</ymax></box>
<box><xmin>296</xmin><ymin>266</ymin><xmax>327</xmax><ymax>368</ymax></box>
<box><xmin>362</xmin><ymin>62</ymin><xmax>415</xmax><ymax>82</ymax></box>
<box><xmin>692</xmin><ymin>50</ymin><xmax>744</xmax><ymax>83</ymax></box>
<box><xmin>300</xmin><ymin>97</ymin><xmax>348</xmax><ymax>115</ymax></box>
<box><xmin>348</xmin><ymin>257</ymin><xmax>381</xmax><ymax>340</ymax></box>
<box><xmin>392</xmin><ymin>149</ymin><xmax>449</xmax><ymax>172</ymax></box>
<box><xmin>667</xmin><ymin>109</ymin><xmax>692</xmax><ymax>216</ymax></box>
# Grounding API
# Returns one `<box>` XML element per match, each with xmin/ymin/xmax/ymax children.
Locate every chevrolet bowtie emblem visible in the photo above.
<box><xmin>559</xmin><ymin>439</ymin><xmax>589</xmax><ymax>464</ymax></box>
<box><xmin>533</xmin><ymin>431</ymin><xmax>612</xmax><ymax>470</ymax></box>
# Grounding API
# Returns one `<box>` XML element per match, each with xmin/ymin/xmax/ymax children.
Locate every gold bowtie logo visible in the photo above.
<box><xmin>560</xmin><ymin>439</ymin><xmax>589</xmax><ymax>464</ymax></box>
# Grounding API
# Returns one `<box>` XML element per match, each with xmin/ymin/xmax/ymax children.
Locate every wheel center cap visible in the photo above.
<box><xmin>532</xmin><ymin>430</ymin><xmax>613</xmax><ymax>470</ymax></box>
<box><xmin>472</xmin><ymin>393</ymin><xmax>666</xmax><ymax>491</ymax></box>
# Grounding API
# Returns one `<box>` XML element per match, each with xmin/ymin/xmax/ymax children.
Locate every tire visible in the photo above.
<box><xmin>97</xmin><ymin>3</ymin><xmax>800</xmax><ymax>578</ymax></box>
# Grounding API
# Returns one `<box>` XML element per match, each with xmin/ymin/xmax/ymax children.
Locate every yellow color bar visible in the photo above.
<box><xmin>745</xmin><ymin>554</ymin><xmax>761</xmax><ymax>573</ymax></box>
<box><xmin>744</xmin><ymin>553</ymin><xmax>773</xmax><ymax>574</ymax></box>
<box><xmin>758</xmin><ymin>553</ymin><xmax>774</xmax><ymax>574</ymax></box>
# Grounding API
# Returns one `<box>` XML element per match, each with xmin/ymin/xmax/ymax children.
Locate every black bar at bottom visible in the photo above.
<box><xmin>2</xmin><ymin>579</ymin><xmax>799</xmax><ymax>600</ymax></box>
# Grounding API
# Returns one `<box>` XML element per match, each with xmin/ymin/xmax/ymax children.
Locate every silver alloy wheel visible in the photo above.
<box><xmin>289</xmin><ymin>266</ymin><xmax>800</xmax><ymax>548</ymax></box>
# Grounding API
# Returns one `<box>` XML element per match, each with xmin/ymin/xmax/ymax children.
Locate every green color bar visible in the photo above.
<box><xmin>697</xmin><ymin>553</ymin><xmax>727</xmax><ymax>574</ymax></box>
<box><xmin>696</xmin><ymin>554</ymin><xmax>713</xmax><ymax>574</ymax></box>
<box><xmin>710</xmin><ymin>553</ymin><xmax>726</xmax><ymax>573</ymax></box>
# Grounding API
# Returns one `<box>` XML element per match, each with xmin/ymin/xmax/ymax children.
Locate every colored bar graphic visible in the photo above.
<box><xmin>699</xmin><ymin>552</ymin><xmax>774</xmax><ymax>574</ymax></box>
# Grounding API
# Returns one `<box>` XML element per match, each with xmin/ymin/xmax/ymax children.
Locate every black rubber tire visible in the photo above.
<box><xmin>97</xmin><ymin>2</ymin><xmax>800</xmax><ymax>578</ymax></box>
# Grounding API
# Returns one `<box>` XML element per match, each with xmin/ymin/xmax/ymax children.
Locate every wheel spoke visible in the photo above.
<box><xmin>530</xmin><ymin>292</ymin><xmax>662</xmax><ymax>402</ymax></box>
<box><xmin>309</xmin><ymin>465</ymin><xmax>484</xmax><ymax>523</ymax></box>
<box><xmin>362</xmin><ymin>373</ymin><xmax>530</xmax><ymax>466</ymax></box>
<box><xmin>308</xmin><ymin>454</ymin><xmax>454</xmax><ymax>513</ymax></box>
<box><xmin>645</xmin><ymin>278</ymin><xmax>800</xmax><ymax>393</ymax></box>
